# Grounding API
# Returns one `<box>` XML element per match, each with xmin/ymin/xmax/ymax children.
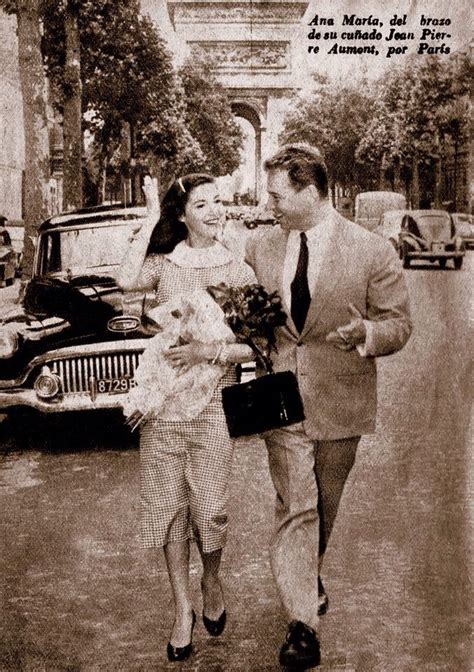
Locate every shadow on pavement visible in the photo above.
<box><xmin>0</xmin><ymin>409</ymin><xmax>137</xmax><ymax>454</ymax></box>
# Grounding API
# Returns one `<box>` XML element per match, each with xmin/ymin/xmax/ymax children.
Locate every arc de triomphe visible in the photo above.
<box><xmin>165</xmin><ymin>0</ymin><xmax>308</xmax><ymax>202</ymax></box>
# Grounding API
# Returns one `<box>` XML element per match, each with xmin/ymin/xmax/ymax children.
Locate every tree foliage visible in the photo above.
<box><xmin>280</xmin><ymin>75</ymin><xmax>377</xmax><ymax>190</ymax></box>
<box><xmin>356</xmin><ymin>55</ymin><xmax>471</xmax><ymax>170</ymax></box>
<box><xmin>281</xmin><ymin>55</ymin><xmax>470</xmax><ymax>205</ymax></box>
<box><xmin>41</xmin><ymin>1</ymin><xmax>242</xmax><ymax>192</ymax></box>
<box><xmin>178</xmin><ymin>58</ymin><xmax>243</xmax><ymax>176</ymax></box>
<box><xmin>42</xmin><ymin>0</ymin><xmax>200</xmax><ymax>170</ymax></box>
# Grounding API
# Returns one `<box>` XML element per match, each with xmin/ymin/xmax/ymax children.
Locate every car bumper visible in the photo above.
<box><xmin>407</xmin><ymin>250</ymin><xmax>464</xmax><ymax>259</ymax></box>
<box><xmin>0</xmin><ymin>387</ymin><xmax>129</xmax><ymax>413</ymax></box>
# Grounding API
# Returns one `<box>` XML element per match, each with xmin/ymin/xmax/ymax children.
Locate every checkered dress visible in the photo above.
<box><xmin>139</xmin><ymin>250</ymin><xmax>256</xmax><ymax>552</ymax></box>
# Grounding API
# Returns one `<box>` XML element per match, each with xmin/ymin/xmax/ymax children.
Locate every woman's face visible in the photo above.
<box><xmin>182</xmin><ymin>182</ymin><xmax>225</xmax><ymax>247</ymax></box>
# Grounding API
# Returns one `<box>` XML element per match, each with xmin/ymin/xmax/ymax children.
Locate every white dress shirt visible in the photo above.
<box><xmin>282</xmin><ymin>221</ymin><xmax>334</xmax><ymax>312</ymax></box>
<box><xmin>282</xmin><ymin>217</ymin><xmax>374</xmax><ymax>355</ymax></box>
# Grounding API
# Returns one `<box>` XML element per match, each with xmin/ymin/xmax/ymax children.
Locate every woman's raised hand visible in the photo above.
<box><xmin>128</xmin><ymin>175</ymin><xmax>159</xmax><ymax>241</ymax></box>
<box><xmin>142</xmin><ymin>175</ymin><xmax>160</xmax><ymax>217</ymax></box>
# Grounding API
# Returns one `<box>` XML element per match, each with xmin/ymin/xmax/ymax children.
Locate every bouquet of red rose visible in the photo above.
<box><xmin>207</xmin><ymin>283</ymin><xmax>287</xmax><ymax>373</ymax></box>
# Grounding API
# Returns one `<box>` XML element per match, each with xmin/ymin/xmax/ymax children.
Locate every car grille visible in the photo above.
<box><xmin>49</xmin><ymin>353</ymin><xmax>141</xmax><ymax>393</ymax></box>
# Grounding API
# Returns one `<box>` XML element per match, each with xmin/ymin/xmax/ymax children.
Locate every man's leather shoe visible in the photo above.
<box><xmin>318</xmin><ymin>577</ymin><xmax>329</xmax><ymax>616</ymax></box>
<box><xmin>279</xmin><ymin>620</ymin><xmax>321</xmax><ymax>669</ymax></box>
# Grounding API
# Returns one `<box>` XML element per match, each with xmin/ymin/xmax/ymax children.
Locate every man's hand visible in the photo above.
<box><xmin>326</xmin><ymin>304</ymin><xmax>367</xmax><ymax>351</ymax></box>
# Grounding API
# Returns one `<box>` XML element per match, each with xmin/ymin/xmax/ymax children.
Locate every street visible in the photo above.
<box><xmin>0</xmin><ymin>254</ymin><xmax>472</xmax><ymax>671</ymax></box>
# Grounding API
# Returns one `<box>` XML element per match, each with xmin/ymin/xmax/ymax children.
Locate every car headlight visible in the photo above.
<box><xmin>0</xmin><ymin>326</ymin><xmax>19</xmax><ymax>358</ymax></box>
<box><xmin>34</xmin><ymin>366</ymin><xmax>61</xmax><ymax>399</ymax></box>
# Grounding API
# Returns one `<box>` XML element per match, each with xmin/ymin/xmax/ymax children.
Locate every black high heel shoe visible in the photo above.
<box><xmin>201</xmin><ymin>580</ymin><xmax>226</xmax><ymax>637</ymax></box>
<box><xmin>203</xmin><ymin>609</ymin><xmax>226</xmax><ymax>637</ymax></box>
<box><xmin>167</xmin><ymin>610</ymin><xmax>196</xmax><ymax>662</ymax></box>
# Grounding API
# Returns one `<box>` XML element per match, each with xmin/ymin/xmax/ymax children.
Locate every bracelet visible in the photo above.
<box><xmin>218</xmin><ymin>345</ymin><xmax>229</xmax><ymax>366</ymax></box>
<box><xmin>211</xmin><ymin>343</ymin><xmax>224</xmax><ymax>365</ymax></box>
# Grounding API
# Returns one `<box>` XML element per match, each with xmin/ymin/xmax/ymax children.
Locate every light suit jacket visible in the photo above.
<box><xmin>245</xmin><ymin>212</ymin><xmax>412</xmax><ymax>440</ymax></box>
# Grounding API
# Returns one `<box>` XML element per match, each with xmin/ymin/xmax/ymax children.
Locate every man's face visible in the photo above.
<box><xmin>266</xmin><ymin>169</ymin><xmax>317</xmax><ymax>231</ymax></box>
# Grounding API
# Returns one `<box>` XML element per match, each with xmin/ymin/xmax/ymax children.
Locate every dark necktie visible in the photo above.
<box><xmin>290</xmin><ymin>232</ymin><xmax>311</xmax><ymax>332</ymax></box>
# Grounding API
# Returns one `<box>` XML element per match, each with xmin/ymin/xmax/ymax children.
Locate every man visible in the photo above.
<box><xmin>245</xmin><ymin>144</ymin><xmax>412</xmax><ymax>669</ymax></box>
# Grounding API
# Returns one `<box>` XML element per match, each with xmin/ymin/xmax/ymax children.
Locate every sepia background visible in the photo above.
<box><xmin>0</xmin><ymin>0</ymin><xmax>472</xmax><ymax>670</ymax></box>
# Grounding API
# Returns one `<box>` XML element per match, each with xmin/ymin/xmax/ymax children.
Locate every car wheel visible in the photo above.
<box><xmin>439</xmin><ymin>258</ymin><xmax>447</xmax><ymax>269</ymax></box>
<box><xmin>453</xmin><ymin>257</ymin><xmax>463</xmax><ymax>270</ymax></box>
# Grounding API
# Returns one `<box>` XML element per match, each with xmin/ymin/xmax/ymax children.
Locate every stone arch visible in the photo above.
<box><xmin>230</xmin><ymin>101</ymin><xmax>264</xmax><ymax>202</ymax></box>
<box><xmin>165</xmin><ymin>0</ymin><xmax>308</xmax><ymax>202</ymax></box>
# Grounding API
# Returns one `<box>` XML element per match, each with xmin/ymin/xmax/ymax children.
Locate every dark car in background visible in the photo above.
<box><xmin>243</xmin><ymin>210</ymin><xmax>277</xmax><ymax>229</ymax></box>
<box><xmin>0</xmin><ymin>205</ymin><xmax>154</xmax><ymax>415</ymax></box>
<box><xmin>399</xmin><ymin>210</ymin><xmax>465</xmax><ymax>269</ymax></box>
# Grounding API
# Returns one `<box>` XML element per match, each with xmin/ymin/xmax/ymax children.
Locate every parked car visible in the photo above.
<box><xmin>0</xmin><ymin>204</ymin><xmax>158</xmax><ymax>415</ymax></box>
<box><xmin>354</xmin><ymin>191</ymin><xmax>408</xmax><ymax>232</ymax></box>
<box><xmin>451</xmin><ymin>213</ymin><xmax>474</xmax><ymax>249</ymax></box>
<box><xmin>244</xmin><ymin>210</ymin><xmax>277</xmax><ymax>229</ymax></box>
<box><xmin>373</xmin><ymin>209</ymin><xmax>408</xmax><ymax>250</ymax></box>
<box><xmin>398</xmin><ymin>210</ymin><xmax>465</xmax><ymax>269</ymax></box>
<box><xmin>0</xmin><ymin>225</ymin><xmax>18</xmax><ymax>286</ymax></box>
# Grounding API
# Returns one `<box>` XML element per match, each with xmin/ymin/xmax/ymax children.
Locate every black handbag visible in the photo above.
<box><xmin>221</xmin><ymin>370</ymin><xmax>305</xmax><ymax>438</ymax></box>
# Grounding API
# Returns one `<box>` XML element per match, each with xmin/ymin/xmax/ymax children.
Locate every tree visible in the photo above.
<box><xmin>42</xmin><ymin>0</ymin><xmax>203</xmax><ymax>198</ymax></box>
<box><xmin>0</xmin><ymin>0</ymin><xmax>51</xmax><ymax>279</ymax></box>
<box><xmin>62</xmin><ymin>0</ymin><xmax>82</xmax><ymax>210</ymax></box>
<box><xmin>178</xmin><ymin>58</ymin><xmax>243</xmax><ymax>176</ymax></box>
<box><xmin>357</xmin><ymin>55</ymin><xmax>471</xmax><ymax>207</ymax></box>
<box><xmin>280</xmin><ymin>76</ymin><xmax>376</xmax><ymax>193</ymax></box>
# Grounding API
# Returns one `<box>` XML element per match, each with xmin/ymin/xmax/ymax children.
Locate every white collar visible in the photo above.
<box><xmin>287</xmin><ymin>208</ymin><xmax>337</xmax><ymax>246</ymax></box>
<box><xmin>164</xmin><ymin>240</ymin><xmax>235</xmax><ymax>268</ymax></box>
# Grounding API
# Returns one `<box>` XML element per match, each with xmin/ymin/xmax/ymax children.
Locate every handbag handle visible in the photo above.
<box><xmin>244</xmin><ymin>338</ymin><xmax>274</xmax><ymax>374</ymax></box>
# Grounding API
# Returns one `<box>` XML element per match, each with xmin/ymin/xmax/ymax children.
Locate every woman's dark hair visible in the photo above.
<box><xmin>264</xmin><ymin>143</ymin><xmax>329</xmax><ymax>198</ymax></box>
<box><xmin>146</xmin><ymin>173</ymin><xmax>216</xmax><ymax>255</ymax></box>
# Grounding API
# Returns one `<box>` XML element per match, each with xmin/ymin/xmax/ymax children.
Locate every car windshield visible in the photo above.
<box><xmin>453</xmin><ymin>214</ymin><xmax>472</xmax><ymax>224</ymax></box>
<box><xmin>413</xmin><ymin>214</ymin><xmax>452</xmax><ymax>242</ymax></box>
<box><xmin>381</xmin><ymin>211</ymin><xmax>405</xmax><ymax>226</ymax></box>
<box><xmin>456</xmin><ymin>221</ymin><xmax>473</xmax><ymax>235</ymax></box>
<box><xmin>37</xmin><ymin>221</ymin><xmax>141</xmax><ymax>277</ymax></box>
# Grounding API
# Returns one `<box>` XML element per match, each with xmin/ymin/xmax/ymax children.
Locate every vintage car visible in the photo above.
<box><xmin>244</xmin><ymin>210</ymin><xmax>277</xmax><ymax>229</ymax></box>
<box><xmin>372</xmin><ymin>209</ymin><xmax>408</xmax><ymax>251</ymax></box>
<box><xmin>0</xmin><ymin>225</ymin><xmax>18</xmax><ymax>286</ymax></box>
<box><xmin>354</xmin><ymin>191</ymin><xmax>408</xmax><ymax>232</ymax></box>
<box><xmin>451</xmin><ymin>213</ymin><xmax>474</xmax><ymax>250</ymax></box>
<box><xmin>398</xmin><ymin>210</ymin><xmax>465</xmax><ymax>269</ymax></box>
<box><xmin>0</xmin><ymin>205</ymin><xmax>157</xmax><ymax>414</ymax></box>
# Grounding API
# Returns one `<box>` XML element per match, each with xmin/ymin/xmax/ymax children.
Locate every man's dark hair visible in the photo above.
<box><xmin>264</xmin><ymin>143</ymin><xmax>329</xmax><ymax>198</ymax></box>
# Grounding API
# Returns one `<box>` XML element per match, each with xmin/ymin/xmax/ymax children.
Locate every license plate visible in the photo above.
<box><xmin>97</xmin><ymin>377</ymin><xmax>136</xmax><ymax>395</ymax></box>
<box><xmin>432</xmin><ymin>242</ymin><xmax>445</xmax><ymax>253</ymax></box>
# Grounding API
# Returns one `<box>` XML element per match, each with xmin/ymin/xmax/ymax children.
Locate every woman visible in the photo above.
<box><xmin>118</xmin><ymin>174</ymin><xmax>256</xmax><ymax>662</ymax></box>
